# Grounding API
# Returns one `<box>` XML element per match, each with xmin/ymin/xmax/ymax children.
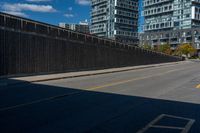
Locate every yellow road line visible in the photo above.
<box><xmin>88</xmin><ymin>77</ymin><xmax>146</xmax><ymax>90</ymax></box>
<box><xmin>0</xmin><ymin>68</ymin><xmax>184</xmax><ymax>112</ymax></box>
<box><xmin>88</xmin><ymin>68</ymin><xmax>183</xmax><ymax>91</ymax></box>
<box><xmin>196</xmin><ymin>84</ymin><xmax>200</xmax><ymax>88</ymax></box>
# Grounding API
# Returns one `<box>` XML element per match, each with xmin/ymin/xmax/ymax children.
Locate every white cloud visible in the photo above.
<box><xmin>2</xmin><ymin>3</ymin><xmax>56</xmax><ymax>13</ymax></box>
<box><xmin>64</xmin><ymin>13</ymin><xmax>74</xmax><ymax>18</ymax></box>
<box><xmin>26</xmin><ymin>0</ymin><xmax>52</xmax><ymax>2</ymax></box>
<box><xmin>3</xmin><ymin>11</ymin><xmax>28</xmax><ymax>17</ymax></box>
<box><xmin>76</xmin><ymin>0</ymin><xmax>90</xmax><ymax>6</ymax></box>
<box><xmin>64</xmin><ymin>7</ymin><xmax>74</xmax><ymax>18</ymax></box>
<box><xmin>68</xmin><ymin>7</ymin><xmax>73</xmax><ymax>11</ymax></box>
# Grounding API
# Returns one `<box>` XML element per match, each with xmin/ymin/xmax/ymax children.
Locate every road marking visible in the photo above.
<box><xmin>137</xmin><ymin>114</ymin><xmax>165</xmax><ymax>133</ymax></box>
<box><xmin>0</xmin><ymin>91</ymin><xmax>82</xmax><ymax>112</ymax></box>
<box><xmin>0</xmin><ymin>68</ymin><xmax>185</xmax><ymax>112</ymax></box>
<box><xmin>88</xmin><ymin>68</ymin><xmax>183</xmax><ymax>91</ymax></box>
<box><xmin>150</xmin><ymin>125</ymin><xmax>184</xmax><ymax>130</ymax></box>
<box><xmin>196</xmin><ymin>84</ymin><xmax>200</xmax><ymax>88</ymax></box>
<box><xmin>136</xmin><ymin>114</ymin><xmax>195</xmax><ymax>133</ymax></box>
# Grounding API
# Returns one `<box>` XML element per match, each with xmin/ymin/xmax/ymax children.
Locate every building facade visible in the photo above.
<box><xmin>90</xmin><ymin>0</ymin><xmax>139</xmax><ymax>45</ymax></box>
<box><xmin>139</xmin><ymin>28</ymin><xmax>200</xmax><ymax>53</ymax></box>
<box><xmin>141</xmin><ymin>0</ymin><xmax>200</xmax><ymax>56</ymax></box>
<box><xmin>59</xmin><ymin>21</ymin><xmax>90</xmax><ymax>33</ymax></box>
<box><xmin>143</xmin><ymin>0</ymin><xmax>200</xmax><ymax>32</ymax></box>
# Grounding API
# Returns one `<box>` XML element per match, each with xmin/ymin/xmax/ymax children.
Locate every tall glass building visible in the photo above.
<box><xmin>143</xmin><ymin>0</ymin><xmax>200</xmax><ymax>32</ymax></box>
<box><xmin>90</xmin><ymin>0</ymin><xmax>139</xmax><ymax>45</ymax></box>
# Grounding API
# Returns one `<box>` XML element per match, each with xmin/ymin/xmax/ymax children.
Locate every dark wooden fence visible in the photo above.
<box><xmin>0</xmin><ymin>12</ymin><xmax>182</xmax><ymax>77</ymax></box>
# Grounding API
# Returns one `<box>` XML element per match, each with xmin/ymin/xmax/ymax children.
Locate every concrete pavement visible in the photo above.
<box><xmin>0</xmin><ymin>61</ymin><xmax>185</xmax><ymax>86</ymax></box>
<box><xmin>0</xmin><ymin>60</ymin><xmax>200</xmax><ymax>133</ymax></box>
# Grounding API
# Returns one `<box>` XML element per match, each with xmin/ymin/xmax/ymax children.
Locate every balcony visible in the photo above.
<box><xmin>143</xmin><ymin>6</ymin><xmax>173</xmax><ymax>17</ymax></box>
<box><xmin>91</xmin><ymin>8</ymin><xmax>107</xmax><ymax>17</ymax></box>
<box><xmin>143</xmin><ymin>0</ymin><xmax>173</xmax><ymax>7</ymax></box>
<box><xmin>115</xmin><ymin>9</ymin><xmax>138</xmax><ymax>19</ymax></box>
<box><xmin>183</xmin><ymin>37</ymin><xmax>193</xmax><ymax>44</ymax></box>
<box><xmin>160</xmin><ymin>38</ymin><xmax>169</xmax><ymax>43</ymax></box>
<box><xmin>114</xmin><ymin>30</ymin><xmax>138</xmax><ymax>38</ymax></box>
<box><xmin>91</xmin><ymin>16</ymin><xmax>107</xmax><ymax>24</ymax></box>
<box><xmin>170</xmin><ymin>38</ymin><xmax>180</xmax><ymax>44</ymax></box>
<box><xmin>114</xmin><ymin>18</ymin><xmax>137</xmax><ymax>26</ymax></box>
<box><xmin>92</xmin><ymin>0</ymin><xmax>107</xmax><ymax>6</ymax></box>
<box><xmin>192</xmin><ymin>0</ymin><xmax>200</xmax><ymax>4</ymax></box>
<box><xmin>115</xmin><ymin>1</ymin><xmax>138</xmax><ymax>11</ymax></box>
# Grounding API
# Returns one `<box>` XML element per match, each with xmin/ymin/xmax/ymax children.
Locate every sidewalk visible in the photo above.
<box><xmin>0</xmin><ymin>61</ymin><xmax>188</xmax><ymax>87</ymax></box>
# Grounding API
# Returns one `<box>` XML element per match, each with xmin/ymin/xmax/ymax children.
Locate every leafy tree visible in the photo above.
<box><xmin>141</xmin><ymin>44</ymin><xmax>152</xmax><ymax>50</ymax></box>
<box><xmin>175</xmin><ymin>43</ymin><xmax>196</xmax><ymax>57</ymax></box>
<box><xmin>156</xmin><ymin>43</ymin><xmax>172</xmax><ymax>55</ymax></box>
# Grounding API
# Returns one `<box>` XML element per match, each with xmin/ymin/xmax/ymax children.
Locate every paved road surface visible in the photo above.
<box><xmin>0</xmin><ymin>61</ymin><xmax>200</xmax><ymax>133</ymax></box>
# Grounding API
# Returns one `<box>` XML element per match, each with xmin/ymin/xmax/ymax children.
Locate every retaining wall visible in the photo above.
<box><xmin>0</xmin><ymin>12</ymin><xmax>182</xmax><ymax>76</ymax></box>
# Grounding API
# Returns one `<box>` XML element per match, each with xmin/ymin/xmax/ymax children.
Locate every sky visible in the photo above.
<box><xmin>0</xmin><ymin>0</ymin><xmax>143</xmax><ymax>32</ymax></box>
<box><xmin>0</xmin><ymin>0</ymin><xmax>91</xmax><ymax>25</ymax></box>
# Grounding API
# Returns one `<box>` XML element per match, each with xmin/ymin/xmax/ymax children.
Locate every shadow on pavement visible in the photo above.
<box><xmin>0</xmin><ymin>79</ymin><xmax>199</xmax><ymax>133</ymax></box>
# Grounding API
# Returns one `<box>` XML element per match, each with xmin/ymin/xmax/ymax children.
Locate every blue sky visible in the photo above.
<box><xmin>0</xmin><ymin>0</ymin><xmax>91</xmax><ymax>25</ymax></box>
<box><xmin>0</xmin><ymin>0</ymin><xmax>143</xmax><ymax>31</ymax></box>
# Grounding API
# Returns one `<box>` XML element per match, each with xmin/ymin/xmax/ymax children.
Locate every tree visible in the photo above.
<box><xmin>141</xmin><ymin>44</ymin><xmax>152</xmax><ymax>50</ymax></box>
<box><xmin>157</xmin><ymin>43</ymin><xmax>172</xmax><ymax>55</ymax></box>
<box><xmin>175</xmin><ymin>43</ymin><xmax>196</xmax><ymax>57</ymax></box>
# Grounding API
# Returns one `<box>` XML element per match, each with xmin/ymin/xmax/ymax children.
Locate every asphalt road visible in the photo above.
<box><xmin>0</xmin><ymin>61</ymin><xmax>200</xmax><ymax>133</ymax></box>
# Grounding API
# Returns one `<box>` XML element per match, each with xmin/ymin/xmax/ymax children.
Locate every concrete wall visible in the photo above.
<box><xmin>0</xmin><ymin>12</ymin><xmax>181</xmax><ymax>77</ymax></box>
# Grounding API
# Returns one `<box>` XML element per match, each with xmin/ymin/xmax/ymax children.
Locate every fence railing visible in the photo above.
<box><xmin>0</xmin><ymin>12</ymin><xmax>182</xmax><ymax>77</ymax></box>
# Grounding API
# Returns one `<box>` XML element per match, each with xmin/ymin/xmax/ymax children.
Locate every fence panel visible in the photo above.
<box><xmin>0</xmin><ymin>12</ymin><xmax>181</xmax><ymax>77</ymax></box>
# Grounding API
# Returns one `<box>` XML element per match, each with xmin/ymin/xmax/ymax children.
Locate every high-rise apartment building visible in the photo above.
<box><xmin>143</xmin><ymin>0</ymin><xmax>200</xmax><ymax>32</ymax></box>
<box><xmin>90</xmin><ymin>0</ymin><xmax>139</xmax><ymax>45</ymax></box>
<box><xmin>59</xmin><ymin>20</ymin><xmax>90</xmax><ymax>33</ymax></box>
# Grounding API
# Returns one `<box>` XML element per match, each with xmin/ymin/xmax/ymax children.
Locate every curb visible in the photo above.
<box><xmin>0</xmin><ymin>61</ymin><xmax>183</xmax><ymax>87</ymax></box>
<box><xmin>30</xmin><ymin>64</ymin><xmax>178</xmax><ymax>82</ymax></box>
